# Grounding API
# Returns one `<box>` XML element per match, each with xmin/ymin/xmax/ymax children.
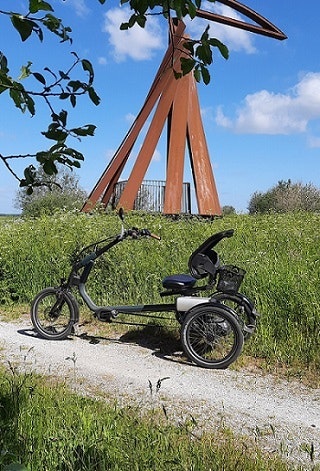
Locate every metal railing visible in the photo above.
<box><xmin>111</xmin><ymin>180</ymin><xmax>191</xmax><ymax>213</ymax></box>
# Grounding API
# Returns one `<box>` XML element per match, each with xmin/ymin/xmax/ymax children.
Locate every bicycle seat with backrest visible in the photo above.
<box><xmin>162</xmin><ymin>229</ymin><xmax>234</xmax><ymax>294</ymax></box>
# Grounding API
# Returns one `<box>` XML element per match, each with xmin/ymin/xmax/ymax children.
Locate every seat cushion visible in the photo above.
<box><xmin>162</xmin><ymin>274</ymin><xmax>196</xmax><ymax>290</ymax></box>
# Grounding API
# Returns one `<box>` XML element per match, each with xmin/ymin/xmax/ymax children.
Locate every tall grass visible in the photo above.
<box><xmin>0</xmin><ymin>365</ymin><xmax>296</xmax><ymax>471</ymax></box>
<box><xmin>1</xmin><ymin>211</ymin><xmax>320</xmax><ymax>374</ymax></box>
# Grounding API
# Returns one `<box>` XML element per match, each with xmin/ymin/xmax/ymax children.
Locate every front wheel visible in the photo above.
<box><xmin>31</xmin><ymin>287</ymin><xmax>78</xmax><ymax>340</ymax></box>
<box><xmin>180</xmin><ymin>304</ymin><xmax>244</xmax><ymax>369</ymax></box>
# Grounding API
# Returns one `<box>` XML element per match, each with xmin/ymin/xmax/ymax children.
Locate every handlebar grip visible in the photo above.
<box><xmin>150</xmin><ymin>233</ymin><xmax>161</xmax><ymax>241</ymax></box>
<box><xmin>133</xmin><ymin>228</ymin><xmax>161</xmax><ymax>240</ymax></box>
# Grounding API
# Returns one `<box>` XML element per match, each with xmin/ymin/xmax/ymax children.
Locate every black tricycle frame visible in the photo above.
<box><xmin>31</xmin><ymin>211</ymin><xmax>258</xmax><ymax>369</ymax></box>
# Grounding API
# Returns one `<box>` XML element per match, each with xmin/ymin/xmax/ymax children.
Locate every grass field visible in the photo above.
<box><xmin>1</xmin><ymin>210</ymin><xmax>319</xmax><ymax>470</ymax></box>
<box><xmin>1</xmin><ymin>210</ymin><xmax>320</xmax><ymax>377</ymax></box>
<box><xmin>0</xmin><ymin>364</ymin><xmax>309</xmax><ymax>471</ymax></box>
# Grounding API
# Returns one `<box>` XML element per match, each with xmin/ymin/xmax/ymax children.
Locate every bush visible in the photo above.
<box><xmin>248</xmin><ymin>180</ymin><xmax>320</xmax><ymax>214</ymax></box>
<box><xmin>14</xmin><ymin>167</ymin><xmax>87</xmax><ymax>217</ymax></box>
<box><xmin>222</xmin><ymin>205</ymin><xmax>236</xmax><ymax>215</ymax></box>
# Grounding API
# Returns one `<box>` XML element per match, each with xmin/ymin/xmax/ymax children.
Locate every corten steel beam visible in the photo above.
<box><xmin>163</xmin><ymin>72</ymin><xmax>189</xmax><ymax>214</ymax></box>
<box><xmin>82</xmin><ymin>21</ymin><xmax>186</xmax><ymax>212</ymax></box>
<box><xmin>196</xmin><ymin>0</ymin><xmax>287</xmax><ymax>40</ymax></box>
<box><xmin>187</xmin><ymin>76</ymin><xmax>221</xmax><ymax>215</ymax></box>
<box><xmin>118</xmin><ymin>67</ymin><xmax>181</xmax><ymax>209</ymax></box>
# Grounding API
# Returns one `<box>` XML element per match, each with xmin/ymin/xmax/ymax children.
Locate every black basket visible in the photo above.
<box><xmin>216</xmin><ymin>265</ymin><xmax>246</xmax><ymax>293</ymax></box>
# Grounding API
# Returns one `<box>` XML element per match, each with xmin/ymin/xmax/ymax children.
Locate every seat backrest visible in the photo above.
<box><xmin>189</xmin><ymin>250</ymin><xmax>219</xmax><ymax>279</ymax></box>
<box><xmin>188</xmin><ymin>230</ymin><xmax>234</xmax><ymax>280</ymax></box>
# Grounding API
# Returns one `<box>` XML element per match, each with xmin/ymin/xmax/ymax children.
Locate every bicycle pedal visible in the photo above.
<box><xmin>96</xmin><ymin>309</ymin><xmax>119</xmax><ymax>322</ymax></box>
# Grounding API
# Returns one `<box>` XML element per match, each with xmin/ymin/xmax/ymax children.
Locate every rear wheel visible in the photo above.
<box><xmin>180</xmin><ymin>304</ymin><xmax>244</xmax><ymax>369</ymax></box>
<box><xmin>31</xmin><ymin>287</ymin><xmax>77</xmax><ymax>340</ymax></box>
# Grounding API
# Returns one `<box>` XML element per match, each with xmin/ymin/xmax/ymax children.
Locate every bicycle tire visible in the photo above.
<box><xmin>211</xmin><ymin>292</ymin><xmax>257</xmax><ymax>340</ymax></box>
<box><xmin>31</xmin><ymin>287</ymin><xmax>78</xmax><ymax>340</ymax></box>
<box><xmin>180</xmin><ymin>303</ymin><xmax>244</xmax><ymax>369</ymax></box>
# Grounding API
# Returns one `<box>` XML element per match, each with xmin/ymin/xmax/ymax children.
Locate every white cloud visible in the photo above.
<box><xmin>186</xmin><ymin>2</ymin><xmax>256</xmax><ymax>54</ymax></box>
<box><xmin>62</xmin><ymin>0</ymin><xmax>90</xmax><ymax>17</ymax></box>
<box><xmin>98</xmin><ymin>57</ymin><xmax>107</xmax><ymax>66</ymax></box>
<box><xmin>200</xmin><ymin>106</ymin><xmax>214</xmax><ymax>120</ymax></box>
<box><xmin>308</xmin><ymin>136</ymin><xmax>320</xmax><ymax>148</ymax></box>
<box><xmin>103</xmin><ymin>7</ymin><xmax>164</xmax><ymax>62</ymax></box>
<box><xmin>215</xmin><ymin>106</ymin><xmax>232</xmax><ymax>128</ymax></box>
<box><xmin>215</xmin><ymin>72</ymin><xmax>320</xmax><ymax>135</ymax></box>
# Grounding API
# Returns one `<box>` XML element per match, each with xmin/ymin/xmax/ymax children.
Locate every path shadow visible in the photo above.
<box><xmin>78</xmin><ymin>324</ymin><xmax>189</xmax><ymax>366</ymax></box>
<box><xmin>16</xmin><ymin>324</ymin><xmax>190</xmax><ymax>366</ymax></box>
<box><xmin>17</xmin><ymin>328</ymin><xmax>74</xmax><ymax>341</ymax></box>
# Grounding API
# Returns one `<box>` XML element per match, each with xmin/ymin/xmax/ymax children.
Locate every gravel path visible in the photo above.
<box><xmin>1</xmin><ymin>318</ymin><xmax>320</xmax><ymax>468</ymax></box>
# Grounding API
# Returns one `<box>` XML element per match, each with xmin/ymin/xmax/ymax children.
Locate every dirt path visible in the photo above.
<box><xmin>0</xmin><ymin>318</ymin><xmax>319</xmax><ymax>468</ymax></box>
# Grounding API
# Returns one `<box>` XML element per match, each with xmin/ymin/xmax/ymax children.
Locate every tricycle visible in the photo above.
<box><xmin>30</xmin><ymin>210</ymin><xmax>258</xmax><ymax>369</ymax></box>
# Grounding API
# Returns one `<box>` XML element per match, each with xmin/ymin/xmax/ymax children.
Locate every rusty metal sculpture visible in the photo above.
<box><xmin>82</xmin><ymin>0</ymin><xmax>286</xmax><ymax>215</ymax></box>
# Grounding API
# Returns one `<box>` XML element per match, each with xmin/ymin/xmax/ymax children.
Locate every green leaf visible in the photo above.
<box><xmin>172</xmin><ymin>0</ymin><xmax>183</xmax><ymax>19</ymax></box>
<box><xmin>29</xmin><ymin>0</ymin><xmax>54</xmax><ymax>13</ymax></box>
<box><xmin>81</xmin><ymin>59</ymin><xmax>94</xmax><ymax>82</ymax></box>
<box><xmin>42</xmin><ymin>127</ymin><xmax>68</xmax><ymax>142</ymax></box>
<box><xmin>200</xmin><ymin>24</ymin><xmax>210</xmax><ymax>42</ymax></box>
<box><xmin>88</xmin><ymin>87</ymin><xmax>100</xmax><ymax>106</ymax></box>
<box><xmin>54</xmin><ymin>110</ymin><xmax>68</xmax><ymax>126</ymax></box>
<box><xmin>19</xmin><ymin>62</ymin><xmax>33</xmax><ymax>80</ymax></box>
<box><xmin>33</xmin><ymin>72</ymin><xmax>46</xmax><ymax>85</ymax></box>
<box><xmin>59</xmin><ymin>92</ymin><xmax>70</xmax><ymax>100</ymax></box>
<box><xmin>70</xmin><ymin>94</ymin><xmax>76</xmax><ymax>107</ymax></box>
<box><xmin>200</xmin><ymin>66</ymin><xmax>210</xmax><ymax>85</ymax></box>
<box><xmin>136</xmin><ymin>15</ymin><xmax>146</xmax><ymax>28</ymax></box>
<box><xmin>186</xmin><ymin>0</ymin><xmax>197</xmax><ymax>19</ymax></box>
<box><xmin>193</xmin><ymin>67</ymin><xmax>201</xmax><ymax>83</ymax></box>
<box><xmin>70</xmin><ymin>124</ymin><xmax>96</xmax><ymax>137</ymax></box>
<box><xmin>3</xmin><ymin>463</ymin><xmax>29</xmax><ymax>471</ymax></box>
<box><xmin>62</xmin><ymin>147</ymin><xmax>84</xmax><ymax>160</ymax></box>
<box><xmin>0</xmin><ymin>52</ymin><xmax>9</xmax><ymax>73</ymax></box>
<box><xmin>9</xmin><ymin>88</ymin><xmax>24</xmax><ymax>111</ymax></box>
<box><xmin>195</xmin><ymin>43</ymin><xmax>212</xmax><ymax>65</ymax></box>
<box><xmin>180</xmin><ymin>57</ymin><xmax>195</xmax><ymax>76</ymax></box>
<box><xmin>128</xmin><ymin>14</ymin><xmax>137</xmax><ymax>28</ymax></box>
<box><xmin>42</xmin><ymin>14</ymin><xmax>72</xmax><ymax>43</ymax></box>
<box><xmin>25</xmin><ymin>93</ymin><xmax>36</xmax><ymax>115</ymax></box>
<box><xmin>43</xmin><ymin>160</ymin><xmax>57</xmax><ymax>175</ymax></box>
<box><xmin>59</xmin><ymin>70</ymin><xmax>70</xmax><ymax>80</ymax></box>
<box><xmin>22</xmin><ymin>165</ymin><xmax>37</xmax><ymax>185</ymax></box>
<box><xmin>173</xmin><ymin>69</ymin><xmax>182</xmax><ymax>79</ymax></box>
<box><xmin>11</xmin><ymin>15</ymin><xmax>35</xmax><ymax>41</ymax></box>
<box><xmin>67</xmin><ymin>80</ymin><xmax>82</xmax><ymax>92</ymax></box>
<box><xmin>209</xmin><ymin>38</ymin><xmax>229</xmax><ymax>60</ymax></box>
<box><xmin>183</xmin><ymin>41</ymin><xmax>195</xmax><ymax>54</ymax></box>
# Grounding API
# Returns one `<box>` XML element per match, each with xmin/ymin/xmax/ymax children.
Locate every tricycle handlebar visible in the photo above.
<box><xmin>73</xmin><ymin>226</ymin><xmax>160</xmax><ymax>271</ymax></box>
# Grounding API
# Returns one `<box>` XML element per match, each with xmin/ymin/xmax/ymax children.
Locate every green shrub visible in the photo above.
<box><xmin>248</xmin><ymin>180</ymin><xmax>320</xmax><ymax>214</ymax></box>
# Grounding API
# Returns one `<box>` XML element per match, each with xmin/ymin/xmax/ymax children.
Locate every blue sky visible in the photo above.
<box><xmin>1</xmin><ymin>0</ymin><xmax>320</xmax><ymax>213</ymax></box>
